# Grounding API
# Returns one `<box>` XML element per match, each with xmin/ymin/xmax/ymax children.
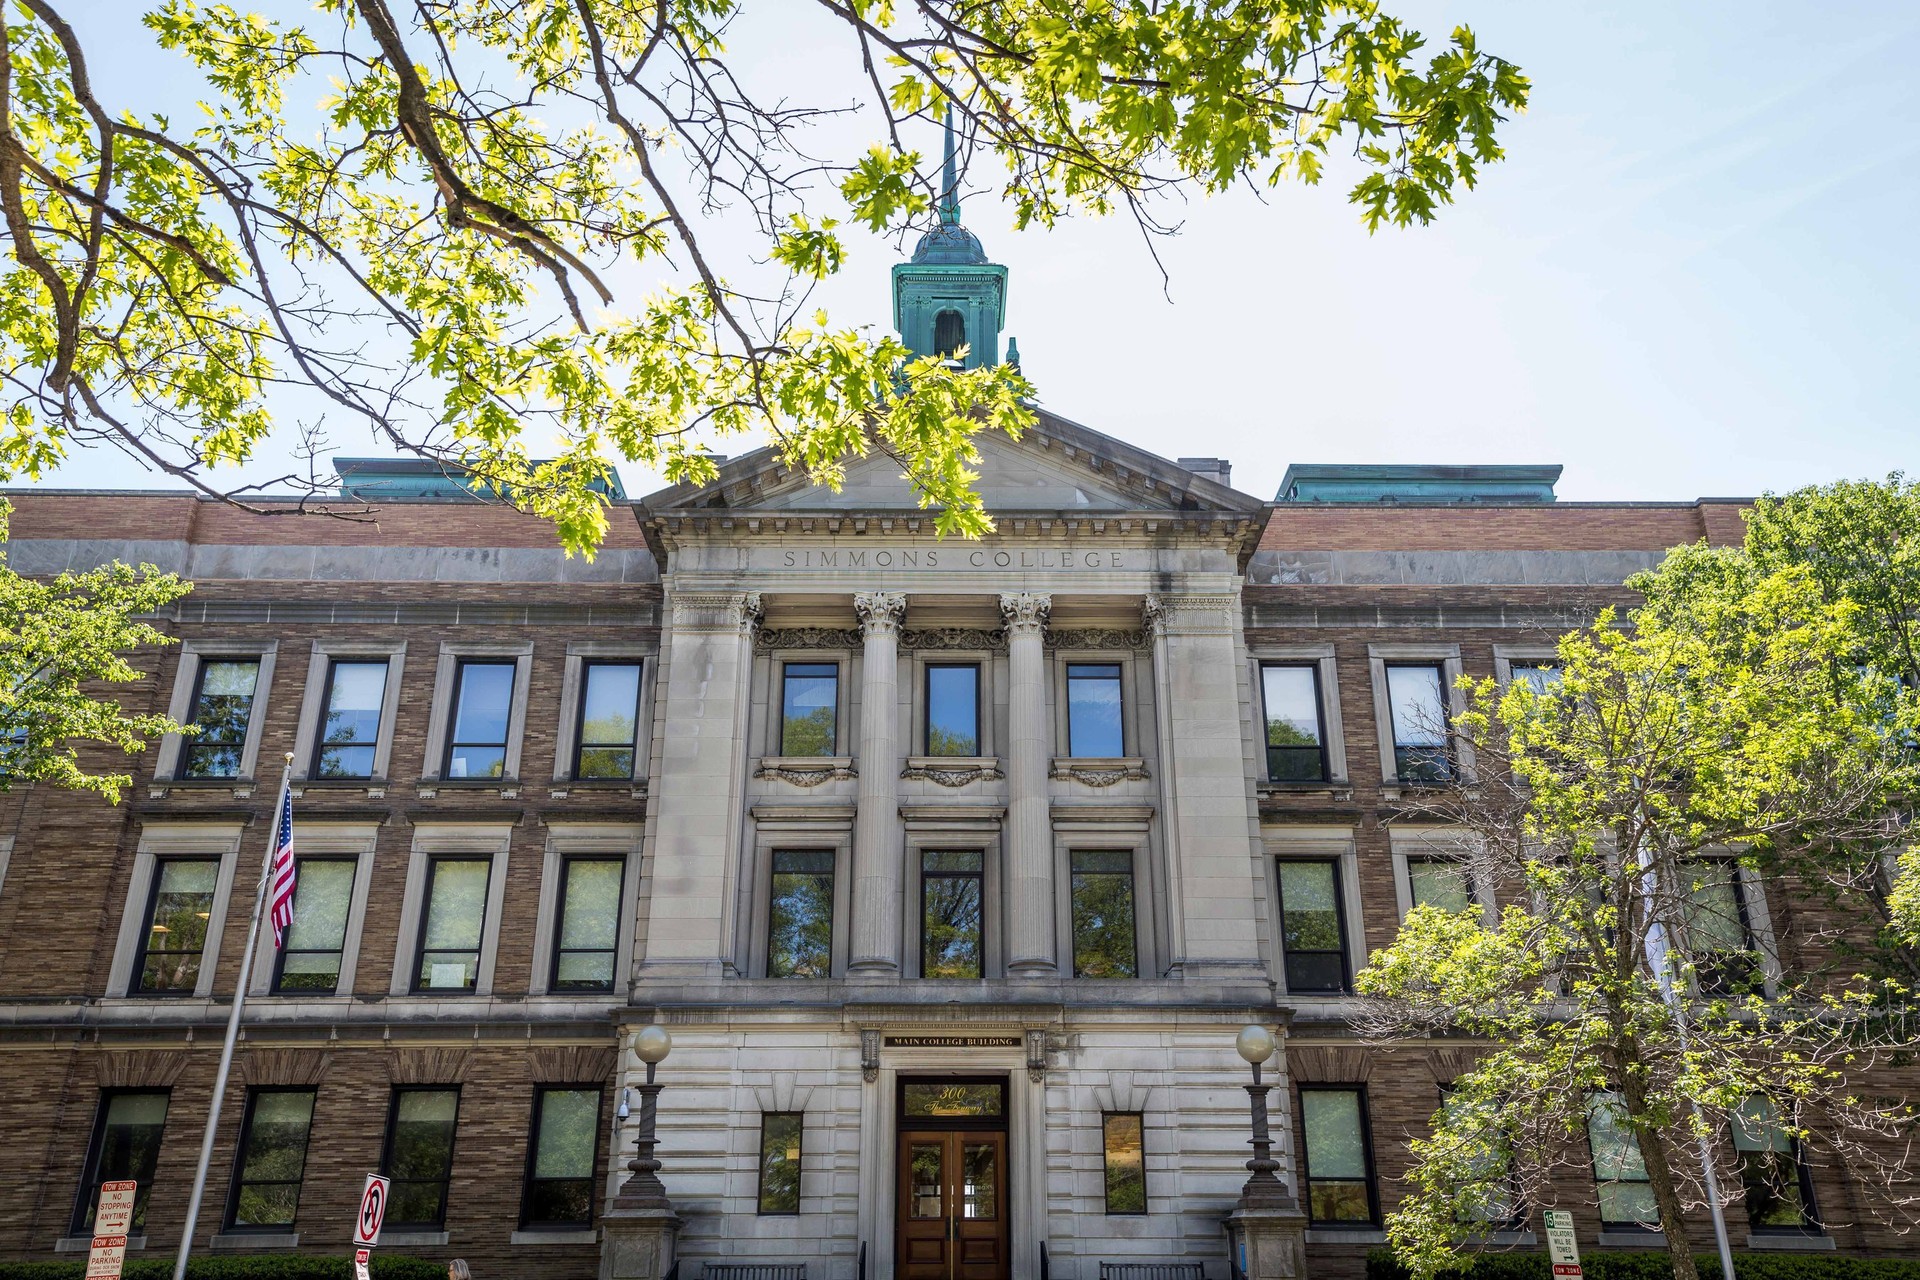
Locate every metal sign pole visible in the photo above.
<box><xmin>172</xmin><ymin>753</ymin><xmax>294</xmax><ymax>1280</ymax></box>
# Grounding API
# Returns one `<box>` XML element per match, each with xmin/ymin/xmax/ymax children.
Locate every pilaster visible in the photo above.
<box><xmin>848</xmin><ymin>591</ymin><xmax>908</xmax><ymax>978</ymax></box>
<box><xmin>1001</xmin><ymin>592</ymin><xmax>1057</xmax><ymax>975</ymax></box>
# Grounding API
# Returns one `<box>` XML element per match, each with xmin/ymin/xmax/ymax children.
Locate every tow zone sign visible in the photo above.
<box><xmin>85</xmin><ymin>1182</ymin><xmax>137</xmax><ymax>1279</ymax></box>
<box><xmin>1544</xmin><ymin>1209</ymin><xmax>1583</xmax><ymax>1279</ymax></box>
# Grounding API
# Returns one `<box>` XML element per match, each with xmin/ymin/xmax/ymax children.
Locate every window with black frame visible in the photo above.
<box><xmin>271</xmin><ymin>857</ymin><xmax>356</xmax><ymax>994</ymax></box>
<box><xmin>756</xmin><ymin>1112</ymin><xmax>803</xmax><ymax>1214</ymax></box>
<box><xmin>574</xmin><ymin>660</ymin><xmax>642</xmax><ymax>779</ymax></box>
<box><xmin>1065</xmin><ymin>663</ymin><xmax>1124</xmax><ymax>756</ymax></box>
<box><xmin>382</xmin><ymin>1088</ymin><xmax>460</xmax><ymax>1229</ymax></box>
<box><xmin>780</xmin><ymin>662</ymin><xmax>838</xmax><ymax>756</ymax></box>
<box><xmin>551</xmin><ymin>857</ymin><xmax>622</xmax><ymax>992</ymax></box>
<box><xmin>1070</xmin><ymin>850</ymin><xmax>1137</xmax><ymax>978</ymax></box>
<box><xmin>1299</xmin><ymin>1087</ymin><xmax>1377</xmax><ymax>1225</ymax></box>
<box><xmin>1586</xmin><ymin>1091</ymin><xmax>1657</xmax><ymax>1228</ymax></box>
<box><xmin>1260</xmin><ymin>664</ymin><xmax>1327</xmax><ymax>782</ymax></box>
<box><xmin>224</xmin><ymin>1088</ymin><xmax>316</xmax><ymax>1231</ymax></box>
<box><xmin>1385</xmin><ymin>662</ymin><xmax>1453</xmax><ymax>783</ymax></box>
<box><xmin>181</xmin><ymin>658</ymin><xmax>261</xmax><ymax>779</ymax></box>
<box><xmin>314</xmin><ymin>659</ymin><xmax>389</xmax><ymax>778</ymax></box>
<box><xmin>1680</xmin><ymin>861</ymin><xmax>1761</xmax><ymax>996</ymax></box>
<box><xmin>1436</xmin><ymin>1086</ymin><xmax>1523</xmax><ymax>1229</ymax></box>
<box><xmin>444</xmin><ymin>659</ymin><xmax>516</xmax><ymax>779</ymax></box>
<box><xmin>1276</xmin><ymin>859</ymin><xmax>1350</xmax><ymax>993</ymax></box>
<box><xmin>131</xmin><ymin>858</ymin><xmax>221</xmax><ymax>995</ymax></box>
<box><xmin>1732</xmin><ymin>1096</ymin><xmax>1820</xmax><ymax>1234</ymax></box>
<box><xmin>522</xmin><ymin>1087</ymin><xmax>601</xmax><ymax>1228</ymax></box>
<box><xmin>1406</xmin><ymin>856</ymin><xmax>1475</xmax><ymax>914</ymax></box>
<box><xmin>767</xmin><ymin>850</ymin><xmax>834</xmax><ymax>979</ymax></box>
<box><xmin>925</xmin><ymin>663</ymin><xmax>981</xmax><ymax>756</ymax></box>
<box><xmin>413</xmin><ymin>857</ymin><xmax>490</xmax><ymax>992</ymax></box>
<box><xmin>921</xmin><ymin>849</ymin><xmax>984</xmax><ymax>979</ymax></box>
<box><xmin>1509</xmin><ymin>662</ymin><xmax>1562</xmax><ymax>696</ymax></box>
<box><xmin>1102</xmin><ymin>1112</ymin><xmax>1147</xmax><ymax>1214</ymax></box>
<box><xmin>70</xmin><ymin>1090</ymin><xmax>169</xmax><ymax>1235</ymax></box>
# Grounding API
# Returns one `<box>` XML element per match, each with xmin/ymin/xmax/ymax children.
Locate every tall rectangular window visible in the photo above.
<box><xmin>756</xmin><ymin>1112</ymin><xmax>803</xmax><ymax>1215</ymax></box>
<box><xmin>1276</xmin><ymin>860</ymin><xmax>1350</xmax><ymax>994</ymax></box>
<box><xmin>413</xmin><ymin>858</ymin><xmax>490</xmax><ymax>992</ymax></box>
<box><xmin>925</xmin><ymin>663</ymin><xmax>981</xmax><ymax>756</ymax></box>
<box><xmin>1587</xmin><ymin>1091</ymin><xmax>1656</xmax><ymax>1227</ymax></box>
<box><xmin>921</xmin><ymin>849</ymin><xmax>984</xmax><ymax>979</ymax></box>
<box><xmin>1300</xmin><ymin>1088</ymin><xmax>1377</xmax><ymax>1225</ymax></box>
<box><xmin>1680</xmin><ymin>862</ymin><xmax>1759</xmax><ymax>995</ymax></box>
<box><xmin>522</xmin><ymin>1087</ymin><xmax>600</xmax><ymax>1228</ymax></box>
<box><xmin>383</xmin><ymin>1088</ymin><xmax>460</xmax><ymax>1229</ymax></box>
<box><xmin>71</xmin><ymin>1090</ymin><xmax>169</xmax><ymax>1234</ymax></box>
<box><xmin>767</xmin><ymin>850</ymin><xmax>834</xmax><ymax>979</ymax></box>
<box><xmin>575</xmin><ymin>661</ymin><xmax>642</xmax><ymax>779</ymax></box>
<box><xmin>224</xmin><ymin>1088</ymin><xmax>316</xmax><ymax>1230</ymax></box>
<box><xmin>271</xmin><ymin>857</ymin><xmax>356</xmax><ymax>994</ymax></box>
<box><xmin>1102</xmin><ymin>1113</ymin><xmax>1147</xmax><ymax>1214</ymax></box>
<box><xmin>1066</xmin><ymin>663</ymin><xmax>1124</xmax><ymax>756</ymax></box>
<box><xmin>1732</xmin><ymin>1097</ymin><xmax>1819</xmax><ymax>1233</ymax></box>
<box><xmin>181</xmin><ymin>659</ymin><xmax>261</xmax><ymax>779</ymax></box>
<box><xmin>552</xmin><ymin>857</ymin><xmax>622</xmax><ymax>992</ymax></box>
<box><xmin>1071</xmin><ymin>850</ymin><xmax>1137</xmax><ymax>978</ymax></box>
<box><xmin>132</xmin><ymin>858</ymin><xmax>221</xmax><ymax>995</ymax></box>
<box><xmin>780</xmin><ymin>662</ymin><xmax>838</xmax><ymax>756</ymax></box>
<box><xmin>1509</xmin><ymin>662</ymin><xmax>1562</xmax><ymax>695</ymax></box>
<box><xmin>1407</xmin><ymin>856</ymin><xmax>1474</xmax><ymax>914</ymax></box>
<box><xmin>1385</xmin><ymin>663</ymin><xmax>1452</xmax><ymax>783</ymax></box>
<box><xmin>1437</xmin><ymin>1087</ymin><xmax>1520</xmax><ymax>1227</ymax></box>
<box><xmin>315</xmin><ymin>659</ymin><xmax>389</xmax><ymax>778</ymax></box>
<box><xmin>1260</xmin><ymin>664</ymin><xmax>1327</xmax><ymax>782</ymax></box>
<box><xmin>444</xmin><ymin>659</ymin><xmax>515</xmax><ymax>779</ymax></box>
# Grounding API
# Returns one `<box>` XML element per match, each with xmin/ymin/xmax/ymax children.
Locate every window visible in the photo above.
<box><xmin>522</xmin><ymin>1087</ymin><xmax>601</xmax><ymax>1228</ymax></box>
<box><xmin>756</xmin><ymin>1112</ymin><xmax>804</xmax><ymax>1215</ymax></box>
<box><xmin>1300</xmin><ymin>1088</ymin><xmax>1377</xmax><ymax>1225</ymax></box>
<box><xmin>314</xmin><ymin>659</ymin><xmax>389</xmax><ymax>778</ymax></box>
<box><xmin>271</xmin><ymin>858</ymin><xmax>356</xmax><ymax>993</ymax></box>
<box><xmin>443</xmin><ymin>660</ymin><xmax>516</xmax><ymax>779</ymax></box>
<box><xmin>1066</xmin><ymin>663</ymin><xmax>1124</xmax><ymax>757</ymax></box>
<box><xmin>1276</xmin><ymin>860</ymin><xmax>1350</xmax><ymax>994</ymax></box>
<box><xmin>922</xmin><ymin>849</ymin><xmax>984</xmax><ymax>979</ymax></box>
<box><xmin>1386</xmin><ymin>663</ymin><xmax>1452</xmax><ymax>783</ymax></box>
<box><xmin>1680</xmin><ymin>861</ymin><xmax>1760</xmax><ymax>996</ymax></box>
<box><xmin>1437</xmin><ymin>1088</ymin><xmax>1521</xmax><ymax>1228</ymax></box>
<box><xmin>71</xmin><ymin>1090</ymin><xmax>169</xmax><ymax>1234</ymax></box>
<box><xmin>1587</xmin><ymin>1091</ymin><xmax>1656</xmax><ymax>1227</ymax></box>
<box><xmin>413</xmin><ymin>858</ymin><xmax>491</xmax><ymax>992</ymax></box>
<box><xmin>925</xmin><ymin>663</ymin><xmax>981</xmax><ymax>756</ymax></box>
<box><xmin>1260</xmin><ymin>664</ymin><xmax>1327</xmax><ymax>782</ymax></box>
<box><xmin>132</xmin><ymin>858</ymin><xmax>220</xmax><ymax>995</ymax></box>
<box><xmin>1407</xmin><ymin>857</ymin><xmax>1474</xmax><ymax>914</ymax></box>
<box><xmin>382</xmin><ymin>1088</ymin><xmax>460</xmax><ymax>1229</ymax></box>
<box><xmin>1070</xmin><ymin>850</ymin><xmax>1137</xmax><ymax>978</ymax></box>
<box><xmin>767</xmin><ymin>850</ymin><xmax>834</xmax><ymax>979</ymax></box>
<box><xmin>225</xmin><ymin>1088</ymin><xmax>316</xmax><ymax>1230</ymax></box>
<box><xmin>181</xmin><ymin>659</ymin><xmax>262</xmax><ymax>779</ymax></box>
<box><xmin>1732</xmin><ymin>1097</ymin><xmax>1819</xmax><ymax>1233</ymax></box>
<box><xmin>551</xmin><ymin>858</ymin><xmax>623</xmax><ymax>992</ymax></box>
<box><xmin>1509</xmin><ymin>662</ymin><xmax>1562</xmax><ymax>696</ymax></box>
<box><xmin>780</xmin><ymin>662</ymin><xmax>838</xmax><ymax>756</ymax></box>
<box><xmin>934</xmin><ymin>309</ymin><xmax>966</xmax><ymax>359</ymax></box>
<box><xmin>1102</xmin><ymin>1113</ymin><xmax>1147</xmax><ymax>1214</ymax></box>
<box><xmin>574</xmin><ymin>661</ymin><xmax>642</xmax><ymax>779</ymax></box>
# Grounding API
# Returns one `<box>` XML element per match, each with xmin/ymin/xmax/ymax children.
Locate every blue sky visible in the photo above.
<box><xmin>31</xmin><ymin>1</ymin><xmax>1919</xmax><ymax>505</ymax></box>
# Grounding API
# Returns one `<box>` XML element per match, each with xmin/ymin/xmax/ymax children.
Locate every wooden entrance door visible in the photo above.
<box><xmin>897</xmin><ymin>1130</ymin><xmax>1009</xmax><ymax>1280</ymax></box>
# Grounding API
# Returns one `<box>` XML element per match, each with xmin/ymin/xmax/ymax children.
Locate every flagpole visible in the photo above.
<box><xmin>173</xmin><ymin>752</ymin><xmax>295</xmax><ymax>1280</ymax></box>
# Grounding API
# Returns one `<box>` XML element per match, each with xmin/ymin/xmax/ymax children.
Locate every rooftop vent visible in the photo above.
<box><xmin>1275</xmin><ymin>464</ymin><xmax>1560</xmax><ymax>505</ymax></box>
<box><xmin>1178</xmin><ymin>457</ymin><xmax>1233</xmax><ymax>489</ymax></box>
<box><xmin>333</xmin><ymin>457</ymin><xmax>627</xmax><ymax>502</ymax></box>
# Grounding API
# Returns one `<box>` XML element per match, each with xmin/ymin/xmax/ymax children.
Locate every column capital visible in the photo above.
<box><xmin>1143</xmin><ymin>592</ymin><xmax>1237</xmax><ymax>636</ymax></box>
<box><xmin>853</xmin><ymin>590</ymin><xmax>908</xmax><ymax>636</ymax></box>
<box><xmin>670</xmin><ymin>591</ymin><xmax>763</xmax><ymax>635</ymax></box>
<box><xmin>998</xmin><ymin>592</ymin><xmax>1052</xmax><ymax>635</ymax></box>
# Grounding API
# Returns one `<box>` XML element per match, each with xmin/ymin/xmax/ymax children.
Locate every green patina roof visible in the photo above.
<box><xmin>334</xmin><ymin>457</ymin><xmax>627</xmax><ymax>502</ymax></box>
<box><xmin>1276</xmin><ymin>464</ymin><xmax>1561</xmax><ymax>504</ymax></box>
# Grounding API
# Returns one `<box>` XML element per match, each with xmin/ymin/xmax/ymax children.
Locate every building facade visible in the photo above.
<box><xmin>0</xmin><ymin>202</ymin><xmax>1907</xmax><ymax>1280</ymax></box>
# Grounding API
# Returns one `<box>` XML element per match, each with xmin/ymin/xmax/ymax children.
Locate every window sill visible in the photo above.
<box><xmin>1745</xmin><ymin>1233</ymin><xmax>1834</xmax><ymax>1251</ymax></box>
<box><xmin>1050</xmin><ymin>756</ymin><xmax>1150</xmax><ymax>786</ymax></box>
<box><xmin>1304</xmin><ymin>1228</ymin><xmax>1386</xmax><ymax>1245</ymax></box>
<box><xmin>212</xmin><ymin>1232</ymin><xmax>298</xmax><ymax>1250</ymax></box>
<box><xmin>511</xmin><ymin>1229</ymin><xmax>598</xmax><ymax>1246</ymax></box>
<box><xmin>56</xmin><ymin>1238</ymin><xmax>145</xmax><ymax>1253</ymax></box>
<box><xmin>755</xmin><ymin>757</ymin><xmax>857</xmax><ymax>786</ymax></box>
<box><xmin>901</xmin><ymin>756</ymin><xmax>1003</xmax><ymax>786</ymax></box>
<box><xmin>291</xmin><ymin>778</ymin><xmax>388</xmax><ymax>798</ymax></box>
<box><xmin>379</xmin><ymin>1231</ymin><xmax>450</xmax><ymax>1247</ymax></box>
<box><xmin>1597</xmin><ymin>1231</ymin><xmax>1664</xmax><ymax>1248</ymax></box>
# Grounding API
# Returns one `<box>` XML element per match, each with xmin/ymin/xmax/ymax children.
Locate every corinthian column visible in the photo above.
<box><xmin>848</xmin><ymin>590</ymin><xmax>908</xmax><ymax>978</ymax></box>
<box><xmin>1000</xmin><ymin>592</ymin><xmax>1056</xmax><ymax>976</ymax></box>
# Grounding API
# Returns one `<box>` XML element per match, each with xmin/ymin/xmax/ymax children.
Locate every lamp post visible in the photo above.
<box><xmin>1234</xmin><ymin>1024</ymin><xmax>1291</xmax><ymax>1211</ymax></box>
<box><xmin>613</xmin><ymin>1025</ymin><xmax>674</xmax><ymax>1211</ymax></box>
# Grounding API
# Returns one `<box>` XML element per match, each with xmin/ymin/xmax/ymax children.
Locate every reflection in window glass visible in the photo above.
<box><xmin>445</xmin><ymin>660</ymin><xmax>515</xmax><ymax>779</ymax></box>
<box><xmin>72</xmin><ymin>1091</ymin><xmax>169</xmax><ymax>1233</ymax></box>
<box><xmin>1260</xmin><ymin>664</ymin><xmax>1326</xmax><ymax>782</ymax></box>
<box><xmin>909</xmin><ymin>1142</ymin><xmax>944</xmax><ymax>1219</ymax></box>
<box><xmin>227</xmin><ymin>1089</ymin><xmax>316</xmax><ymax>1229</ymax></box>
<box><xmin>576</xmin><ymin>661</ymin><xmax>642</xmax><ymax>779</ymax></box>
<box><xmin>1071</xmin><ymin>850</ymin><xmax>1137</xmax><ymax>978</ymax></box>
<box><xmin>414</xmin><ymin>858</ymin><xmax>490</xmax><ymax>992</ymax></box>
<box><xmin>1102</xmin><ymin>1113</ymin><xmax>1147</xmax><ymax>1214</ymax></box>
<box><xmin>781</xmin><ymin>663</ymin><xmax>838</xmax><ymax>756</ymax></box>
<box><xmin>1301</xmin><ymin>1088</ymin><xmax>1375</xmax><ymax>1225</ymax></box>
<box><xmin>316</xmin><ymin>660</ymin><xmax>388</xmax><ymax>778</ymax></box>
<box><xmin>756</xmin><ymin>1112</ymin><xmax>803</xmax><ymax>1214</ymax></box>
<box><xmin>1587</xmin><ymin>1091</ymin><xmax>1657</xmax><ymax>1226</ymax></box>
<box><xmin>902</xmin><ymin>1082</ymin><xmax>1004</xmax><ymax>1117</ymax></box>
<box><xmin>1681</xmin><ymin>862</ymin><xmax>1758</xmax><ymax>996</ymax></box>
<box><xmin>273</xmin><ymin>858</ymin><xmax>356</xmax><ymax>993</ymax></box>
<box><xmin>1407</xmin><ymin>857</ymin><xmax>1473</xmax><ymax>914</ymax></box>
<box><xmin>1277</xmin><ymin>860</ymin><xmax>1348</xmax><ymax>993</ymax></box>
<box><xmin>921</xmin><ymin>849</ymin><xmax>983</xmax><ymax>979</ymax></box>
<box><xmin>1510</xmin><ymin>662</ymin><xmax>1562</xmax><ymax>696</ymax></box>
<box><xmin>553</xmin><ymin>858</ymin><xmax>622</xmax><ymax>991</ymax></box>
<box><xmin>1437</xmin><ymin>1088</ymin><xmax>1519</xmax><ymax>1226</ymax></box>
<box><xmin>1066</xmin><ymin>664</ymin><xmax>1124</xmax><ymax>757</ymax></box>
<box><xmin>926</xmin><ymin>664</ymin><xmax>981</xmax><ymax>756</ymax></box>
<box><xmin>523</xmin><ymin>1088</ymin><xmax>599</xmax><ymax>1227</ymax></box>
<box><xmin>1732</xmin><ymin>1096</ymin><xmax>1818</xmax><ymax>1233</ymax></box>
<box><xmin>384</xmin><ymin>1088</ymin><xmax>459</xmax><ymax>1228</ymax></box>
<box><xmin>183</xmin><ymin>659</ymin><xmax>261</xmax><ymax>779</ymax></box>
<box><xmin>961</xmin><ymin>1141</ymin><xmax>997</xmax><ymax>1219</ymax></box>
<box><xmin>134</xmin><ymin>859</ymin><xmax>220</xmax><ymax>994</ymax></box>
<box><xmin>768</xmin><ymin>850</ymin><xmax>834</xmax><ymax>979</ymax></box>
<box><xmin>1386</xmin><ymin>663</ymin><xmax>1452</xmax><ymax>783</ymax></box>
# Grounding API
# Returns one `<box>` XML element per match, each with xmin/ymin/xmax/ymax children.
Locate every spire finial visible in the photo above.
<box><xmin>938</xmin><ymin>103</ymin><xmax>961</xmax><ymax>226</ymax></box>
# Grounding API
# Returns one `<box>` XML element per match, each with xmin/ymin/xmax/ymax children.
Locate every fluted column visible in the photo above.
<box><xmin>848</xmin><ymin>590</ymin><xmax>908</xmax><ymax>978</ymax></box>
<box><xmin>1001</xmin><ymin>592</ymin><xmax>1056</xmax><ymax>976</ymax></box>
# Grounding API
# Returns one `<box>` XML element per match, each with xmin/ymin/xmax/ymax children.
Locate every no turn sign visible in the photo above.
<box><xmin>353</xmin><ymin>1174</ymin><xmax>390</xmax><ymax>1247</ymax></box>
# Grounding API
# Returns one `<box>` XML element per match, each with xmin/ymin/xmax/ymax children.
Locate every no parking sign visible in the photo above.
<box><xmin>354</xmin><ymin>1174</ymin><xmax>390</xmax><ymax>1247</ymax></box>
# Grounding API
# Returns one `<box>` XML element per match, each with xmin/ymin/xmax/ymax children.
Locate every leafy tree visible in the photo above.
<box><xmin>0</xmin><ymin>1</ymin><xmax>1527</xmax><ymax>552</ymax></box>
<box><xmin>0</xmin><ymin>499</ymin><xmax>193</xmax><ymax>799</ymax></box>
<box><xmin>1356</xmin><ymin>521</ymin><xmax>1920</xmax><ymax>1280</ymax></box>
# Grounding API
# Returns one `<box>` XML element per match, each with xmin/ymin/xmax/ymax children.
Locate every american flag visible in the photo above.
<box><xmin>268</xmin><ymin>778</ymin><xmax>297</xmax><ymax>948</ymax></box>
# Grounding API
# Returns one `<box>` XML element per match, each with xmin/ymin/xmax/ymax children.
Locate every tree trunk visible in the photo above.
<box><xmin>1622</xmin><ymin>1079</ymin><xmax>1702</xmax><ymax>1280</ymax></box>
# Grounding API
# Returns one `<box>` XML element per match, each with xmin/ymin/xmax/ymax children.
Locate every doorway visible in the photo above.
<box><xmin>895</xmin><ymin>1078</ymin><xmax>1010</xmax><ymax>1280</ymax></box>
